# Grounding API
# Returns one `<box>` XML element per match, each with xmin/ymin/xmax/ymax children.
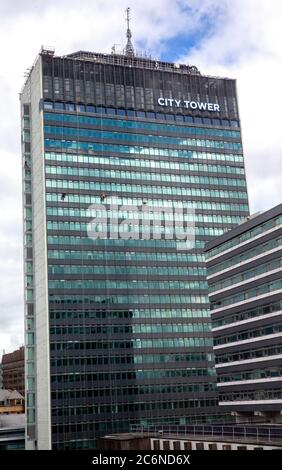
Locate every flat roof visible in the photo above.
<box><xmin>99</xmin><ymin>431</ymin><xmax>282</xmax><ymax>447</ymax></box>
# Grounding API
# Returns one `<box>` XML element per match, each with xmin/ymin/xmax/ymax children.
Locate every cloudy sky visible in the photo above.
<box><xmin>0</xmin><ymin>0</ymin><xmax>281</xmax><ymax>357</ymax></box>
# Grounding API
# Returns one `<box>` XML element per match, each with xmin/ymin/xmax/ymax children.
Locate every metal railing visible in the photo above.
<box><xmin>63</xmin><ymin>50</ymin><xmax>201</xmax><ymax>75</ymax></box>
<box><xmin>130</xmin><ymin>424</ymin><xmax>282</xmax><ymax>443</ymax></box>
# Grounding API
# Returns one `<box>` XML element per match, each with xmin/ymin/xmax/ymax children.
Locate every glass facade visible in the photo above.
<box><xmin>206</xmin><ymin>205</ymin><xmax>282</xmax><ymax>422</ymax></box>
<box><xmin>21</xmin><ymin>49</ymin><xmax>249</xmax><ymax>449</ymax></box>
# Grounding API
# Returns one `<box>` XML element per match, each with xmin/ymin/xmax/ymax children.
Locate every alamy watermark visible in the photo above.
<box><xmin>87</xmin><ymin>202</ymin><xmax>195</xmax><ymax>250</ymax></box>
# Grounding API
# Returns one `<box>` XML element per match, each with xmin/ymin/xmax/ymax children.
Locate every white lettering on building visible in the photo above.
<box><xmin>157</xmin><ymin>98</ymin><xmax>220</xmax><ymax>112</ymax></box>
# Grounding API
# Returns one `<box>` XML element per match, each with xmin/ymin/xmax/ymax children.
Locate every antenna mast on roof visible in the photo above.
<box><xmin>125</xmin><ymin>7</ymin><xmax>135</xmax><ymax>57</ymax></box>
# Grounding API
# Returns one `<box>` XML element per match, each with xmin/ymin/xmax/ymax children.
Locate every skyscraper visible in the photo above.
<box><xmin>21</xmin><ymin>25</ymin><xmax>249</xmax><ymax>449</ymax></box>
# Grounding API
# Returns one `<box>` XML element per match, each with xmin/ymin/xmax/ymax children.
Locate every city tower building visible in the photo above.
<box><xmin>20</xmin><ymin>20</ymin><xmax>249</xmax><ymax>449</ymax></box>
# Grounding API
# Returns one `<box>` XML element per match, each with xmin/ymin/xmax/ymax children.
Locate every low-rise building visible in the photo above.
<box><xmin>97</xmin><ymin>425</ymin><xmax>282</xmax><ymax>451</ymax></box>
<box><xmin>0</xmin><ymin>414</ymin><xmax>25</xmax><ymax>450</ymax></box>
<box><xmin>0</xmin><ymin>390</ymin><xmax>25</xmax><ymax>415</ymax></box>
<box><xmin>1</xmin><ymin>347</ymin><xmax>25</xmax><ymax>396</ymax></box>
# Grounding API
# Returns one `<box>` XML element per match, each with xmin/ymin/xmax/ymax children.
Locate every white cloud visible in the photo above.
<box><xmin>0</xmin><ymin>150</ymin><xmax>23</xmax><ymax>358</ymax></box>
<box><xmin>179</xmin><ymin>0</ymin><xmax>282</xmax><ymax>212</ymax></box>
<box><xmin>0</xmin><ymin>0</ymin><xmax>281</xmax><ymax>354</ymax></box>
<box><xmin>0</xmin><ymin>0</ymin><xmax>189</xmax><ymax>356</ymax></box>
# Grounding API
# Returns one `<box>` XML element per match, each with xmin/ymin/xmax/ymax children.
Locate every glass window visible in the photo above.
<box><xmin>27</xmin><ymin>393</ymin><xmax>35</xmax><ymax>407</ymax></box>
<box><xmin>194</xmin><ymin>117</ymin><xmax>202</xmax><ymax>124</ymax></box>
<box><xmin>184</xmin><ymin>115</ymin><xmax>193</xmax><ymax>123</ymax></box>
<box><xmin>156</xmin><ymin>113</ymin><xmax>165</xmax><ymax>120</ymax></box>
<box><xmin>76</xmin><ymin>104</ymin><xmax>85</xmax><ymax>112</ymax></box>
<box><xmin>27</xmin><ymin>408</ymin><xmax>35</xmax><ymax>423</ymax></box>
<box><xmin>23</xmin><ymin>104</ymin><xmax>30</xmax><ymax>115</ymax></box>
<box><xmin>28</xmin><ymin>363</ymin><xmax>34</xmax><ymax>375</ymax></box>
<box><xmin>222</xmin><ymin>119</ymin><xmax>229</xmax><ymax>126</ymax></box>
<box><xmin>65</xmin><ymin>103</ymin><xmax>74</xmax><ymax>111</ymax></box>
<box><xmin>127</xmin><ymin>110</ymin><xmax>135</xmax><ymax>117</ymax></box>
<box><xmin>136</xmin><ymin>111</ymin><xmax>145</xmax><ymax>118</ymax></box>
<box><xmin>86</xmin><ymin>105</ymin><xmax>95</xmax><ymax>113</ymax></box>
<box><xmin>44</xmin><ymin>101</ymin><xmax>53</xmax><ymax>110</ymax></box>
<box><xmin>27</xmin><ymin>348</ymin><xmax>34</xmax><ymax>360</ymax></box>
<box><xmin>212</xmin><ymin>118</ymin><xmax>220</xmax><ymax>126</ymax></box>
<box><xmin>26</xmin><ymin>290</ymin><xmax>33</xmax><ymax>301</ymax></box>
<box><xmin>107</xmin><ymin>107</ymin><xmax>116</xmax><ymax>115</ymax></box>
<box><xmin>166</xmin><ymin>114</ymin><xmax>174</xmax><ymax>121</ymax></box>
<box><xmin>203</xmin><ymin>118</ymin><xmax>211</xmax><ymax>125</ymax></box>
<box><xmin>117</xmin><ymin>109</ymin><xmax>126</xmax><ymax>116</ymax></box>
<box><xmin>54</xmin><ymin>102</ymin><xmax>64</xmax><ymax>110</ymax></box>
<box><xmin>96</xmin><ymin>106</ymin><xmax>106</xmax><ymax>114</ymax></box>
<box><xmin>176</xmin><ymin>115</ymin><xmax>184</xmax><ymax>121</ymax></box>
<box><xmin>147</xmin><ymin>112</ymin><xmax>155</xmax><ymax>119</ymax></box>
<box><xmin>231</xmin><ymin>120</ymin><xmax>239</xmax><ymax>127</ymax></box>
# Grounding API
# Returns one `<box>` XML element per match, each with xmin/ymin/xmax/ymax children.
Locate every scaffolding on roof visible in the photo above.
<box><xmin>63</xmin><ymin>50</ymin><xmax>201</xmax><ymax>75</ymax></box>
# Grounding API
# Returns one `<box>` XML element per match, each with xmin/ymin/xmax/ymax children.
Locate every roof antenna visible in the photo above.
<box><xmin>125</xmin><ymin>7</ymin><xmax>134</xmax><ymax>57</ymax></box>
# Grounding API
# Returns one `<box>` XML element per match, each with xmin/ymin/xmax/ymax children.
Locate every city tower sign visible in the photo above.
<box><xmin>157</xmin><ymin>97</ymin><xmax>220</xmax><ymax>112</ymax></box>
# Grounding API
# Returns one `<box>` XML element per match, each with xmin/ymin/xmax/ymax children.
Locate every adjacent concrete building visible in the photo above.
<box><xmin>0</xmin><ymin>414</ymin><xmax>25</xmax><ymax>450</ymax></box>
<box><xmin>205</xmin><ymin>204</ymin><xmax>282</xmax><ymax>423</ymax></box>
